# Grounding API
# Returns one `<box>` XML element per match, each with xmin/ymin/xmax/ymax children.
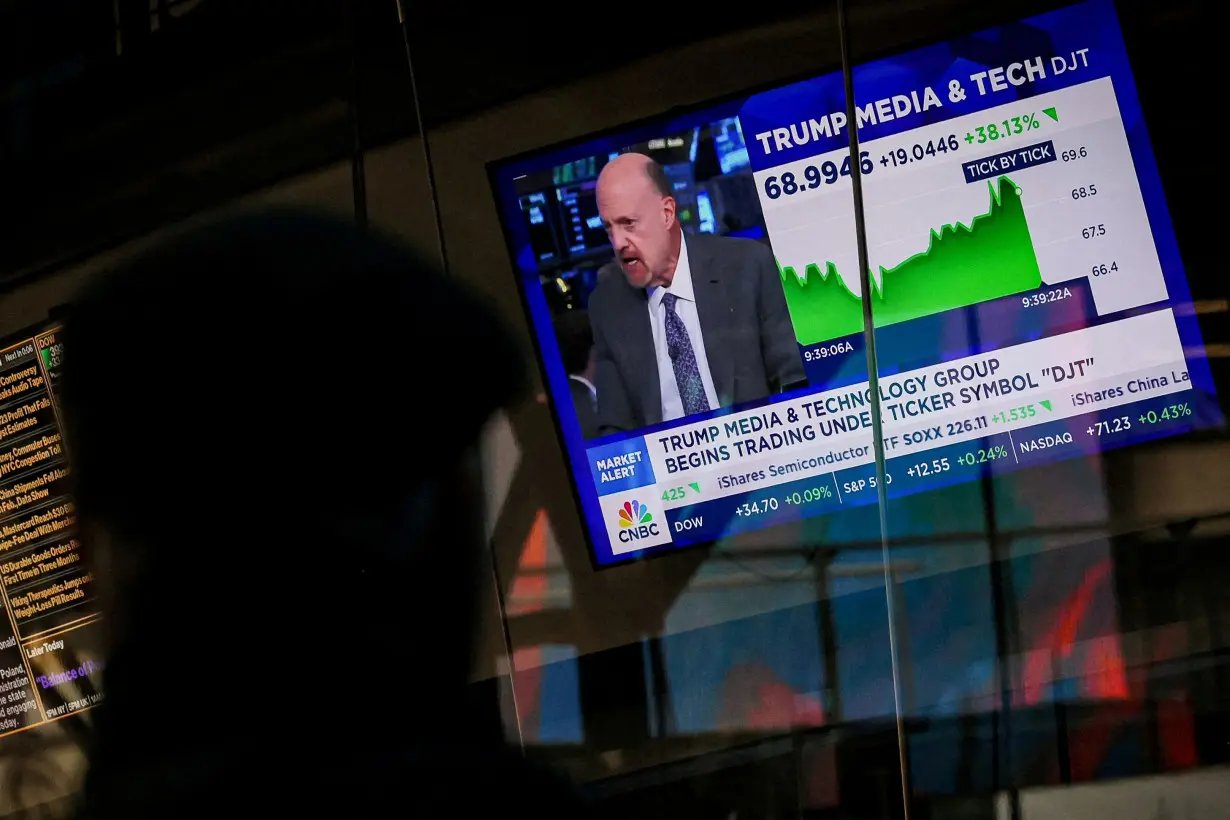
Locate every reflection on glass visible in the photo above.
<box><xmin>476</xmin><ymin>0</ymin><xmax>1227</xmax><ymax>815</ymax></box>
<box><xmin>843</xmin><ymin>0</ymin><xmax>1228</xmax><ymax>814</ymax></box>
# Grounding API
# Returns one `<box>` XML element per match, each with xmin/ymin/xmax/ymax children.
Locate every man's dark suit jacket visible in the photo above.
<box><xmin>589</xmin><ymin>232</ymin><xmax>804</xmax><ymax>434</ymax></box>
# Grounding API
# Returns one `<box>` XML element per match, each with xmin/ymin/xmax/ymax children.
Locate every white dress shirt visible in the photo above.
<box><xmin>569</xmin><ymin>374</ymin><xmax>597</xmax><ymax>402</ymax></box>
<box><xmin>647</xmin><ymin>239</ymin><xmax>720</xmax><ymax>421</ymax></box>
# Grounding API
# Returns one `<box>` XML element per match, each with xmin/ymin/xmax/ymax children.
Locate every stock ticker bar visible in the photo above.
<box><xmin>0</xmin><ymin>329</ymin><xmax>103</xmax><ymax>739</ymax></box>
<box><xmin>591</xmin><ymin>307</ymin><xmax>1212</xmax><ymax>556</ymax></box>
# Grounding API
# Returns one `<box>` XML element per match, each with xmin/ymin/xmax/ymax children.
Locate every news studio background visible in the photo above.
<box><xmin>513</xmin><ymin>119</ymin><xmax>761</xmax><ymax>315</ymax></box>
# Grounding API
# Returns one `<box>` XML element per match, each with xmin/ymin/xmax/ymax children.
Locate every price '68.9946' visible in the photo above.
<box><xmin>763</xmin><ymin>152</ymin><xmax>873</xmax><ymax>199</ymax></box>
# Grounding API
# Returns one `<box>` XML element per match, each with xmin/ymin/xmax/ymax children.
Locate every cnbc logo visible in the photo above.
<box><xmin>616</xmin><ymin>500</ymin><xmax>659</xmax><ymax>544</ymax></box>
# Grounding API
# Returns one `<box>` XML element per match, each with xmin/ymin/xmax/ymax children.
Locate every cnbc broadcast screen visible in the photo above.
<box><xmin>489</xmin><ymin>0</ymin><xmax>1222</xmax><ymax>567</ymax></box>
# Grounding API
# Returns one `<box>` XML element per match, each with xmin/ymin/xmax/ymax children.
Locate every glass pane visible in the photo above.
<box><xmin>403</xmin><ymin>2</ymin><xmax>917</xmax><ymax>814</ymax></box>
<box><xmin>847</xmin><ymin>0</ymin><xmax>1230</xmax><ymax>817</ymax></box>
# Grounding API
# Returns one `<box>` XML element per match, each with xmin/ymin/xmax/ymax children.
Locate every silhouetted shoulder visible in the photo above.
<box><xmin>589</xmin><ymin>260</ymin><xmax>633</xmax><ymax>314</ymax></box>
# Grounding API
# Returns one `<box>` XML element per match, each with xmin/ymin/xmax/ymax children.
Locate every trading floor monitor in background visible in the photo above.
<box><xmin>0</xmin><ymin>324</ymin><xmax>104</xmax><ymax>742</ymax></box>
<box><xmin>556</xmin><ymin>181</ymin><xmax>608</xmax><ymax>258</ymax></box>
<box><xmin>489</xmin><ymin>0</ymin><xmax>1222</xmax><ymax>568</ymax></box>
<box><xmin>519</xmin><ymin>191</ymin><xmax>563</xmax><ymax>265</ymax></box>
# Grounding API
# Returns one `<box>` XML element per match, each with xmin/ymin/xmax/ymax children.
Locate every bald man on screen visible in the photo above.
<box><xmin>587</xmin><ymin>153</ymin><xmax>804</xmax><ymax>434</ymax></box>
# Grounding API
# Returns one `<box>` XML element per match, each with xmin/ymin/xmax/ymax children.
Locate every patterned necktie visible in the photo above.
<box><xmin>662</xmin><ymin>292</ymin><xmax>711</xmax><ymax>415</ymax></box>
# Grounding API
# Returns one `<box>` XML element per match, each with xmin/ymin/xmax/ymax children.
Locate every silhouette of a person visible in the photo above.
<box><xmin>60</xmin><ymin>212</ymin><xmax>589</xmax><ymax>818</ymax></box>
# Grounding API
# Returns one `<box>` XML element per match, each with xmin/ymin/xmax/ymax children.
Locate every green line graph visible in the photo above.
<box><xmin>778</xmin><ymin>176</ymin><xmax>1043</xmax><ymax>346</ymax></box>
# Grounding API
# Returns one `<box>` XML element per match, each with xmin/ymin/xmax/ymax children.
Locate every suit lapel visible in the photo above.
<box><xmin>688</xmin><ymin>235</ymin><xmax>735</xmax><ymax>403</ymax></box>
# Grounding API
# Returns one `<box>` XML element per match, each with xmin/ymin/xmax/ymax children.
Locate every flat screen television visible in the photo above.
<box><xmin>0</xmin><ymin>324</ymin><xmax>104</xmax><ymax>740</ymax></box>
<box><xmin>488</xmin><ymin>0</ymin><xmax>1222</xmax><ymax>567</ymax></box>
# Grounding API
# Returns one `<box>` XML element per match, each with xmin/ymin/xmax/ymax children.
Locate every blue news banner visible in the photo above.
<box><xmin>601</xmin><ymin>391</ymin><xmax>1213</xmax><ymax>548</ymax></box>
<box><xmin>585</xmin><ymin>308</ymin><xmax>1216</xmax><ymax>559</ymax></box>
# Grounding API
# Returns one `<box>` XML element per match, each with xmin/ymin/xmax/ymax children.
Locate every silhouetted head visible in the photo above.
<box><xmin>596</xmin><ymin>153</ymin><xmax>681</xmax><ymax>288</ymax></box>
<box><xmin>553</xmin><ymin>309</ymin><xmax>594</xmax><ymax>380</ymax></box>
<box><xmin>61</xmin><ymin>210</ymin><xmax>526</xmax><ymax>816</ymax></box>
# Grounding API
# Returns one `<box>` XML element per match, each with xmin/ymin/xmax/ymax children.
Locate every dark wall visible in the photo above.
<box><xmin>0</xmin><ymin>0</ymin><xmax>817</xmax><ymax>288</ymax></box>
